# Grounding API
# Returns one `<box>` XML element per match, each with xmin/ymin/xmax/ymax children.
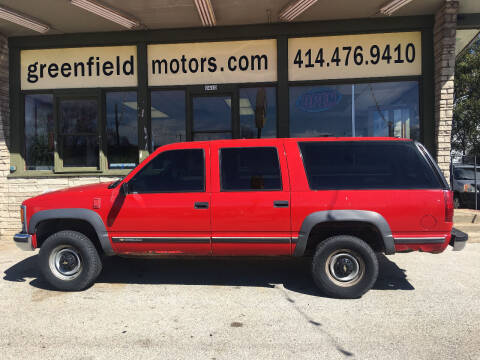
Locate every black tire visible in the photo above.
<box><xmin>311</xmin><ymin>235</ymin><xmax>378</xmax><ymax>299</ymax></box>
<box><xmin>38</xmin><ymin>230</ymin><xmax>102</xmax><ymax>291</ymax></box>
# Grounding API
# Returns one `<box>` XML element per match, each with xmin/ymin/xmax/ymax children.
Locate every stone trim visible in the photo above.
<box><xmin>433</xmin><ymin>0</ymin><xmax>459</xmax><ymax>183</ymax></box>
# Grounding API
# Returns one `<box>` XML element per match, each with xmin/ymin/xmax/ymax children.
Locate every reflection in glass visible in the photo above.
<box><xmin>25</xmin><ymin>94</ymin><xmax>54</xmax><ymax>170</ymax></box>
<box><xmin>289</xmin><ymin>81</ymin><xmax>420</xmax><ymax>140</ymax></box>
<box><xmin>193</xmin><ymin>132</ymin><xmax>232</xmax><ymax>141</ymax></box>
<box><xmin>354</xmin><ymin>81</ymin><xmax>419</xmax><ymax>140</ymax></box>
<box><xmin>239</xmin><ymin>87</ymin><xmax>277</xmax><ymax>139</ymax></box>
<box><xmin>61</xmin><ymin>99</ymin><xmax>97</xmax><ymax>134</ymax></box>
<box><xmin>62</xmin><ymin>135</ymin><xmax>99</xmax><ymax>167</ymax></box>
<box><xmin>106</xmin><ymin>92</ymin><xmax>138</xmax><ymax>169</ymax></box>
<box><xmin>59</xmin><ymin>99</ymin><xmax>98</xmax><ymax>168</ymax></box>
<box><xmin>151</xmin><ymin>90</ymin><xmax>186</xmax><ymax>149</ymax></box>
<box><xmin>290</xmin><ymin>85</ymin><xmax>353</xmax><ymax>137</ymax></box>
<box><xmin>192</xmin><ymin>96</ymin><xmax>232</xmax><ymax>140</ymax></box>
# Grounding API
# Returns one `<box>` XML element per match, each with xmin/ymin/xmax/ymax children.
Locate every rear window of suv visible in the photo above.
<box><xmin>299</xmin><ymin>141</ymin><xmax>443</xmax><ymax>190</ymax></box>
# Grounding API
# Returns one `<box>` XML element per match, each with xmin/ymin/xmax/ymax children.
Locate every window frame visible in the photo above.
<box><xmin>16</xmin><ymin>88</ymin><xmax>140</xmax><ymax>176</ymax></box>
<box><xmin>219</xmin><ymin>146</ymin><xmax>283</xmax><ymax>192</ymax></box>
<box><xmin>127</xmin><ymin>148</ymin><xmax>206</xmax><ymax>194</ymax></box>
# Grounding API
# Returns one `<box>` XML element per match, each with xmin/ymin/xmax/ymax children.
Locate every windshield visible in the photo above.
<box><xmin>454</xmin><ymin>168</ymin><xmax>480</xmax><ymax>180</ymax></box>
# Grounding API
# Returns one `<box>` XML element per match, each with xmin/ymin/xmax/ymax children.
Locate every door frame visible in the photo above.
<box><xmin>53</xmin><ymin>89</ymin><xmax>102</xmax><ymax>172</ymax></box>
<box><xmin>187</xmin><ymin>84</ymin><xmax>239</xmax><ymax>140</ymax></box>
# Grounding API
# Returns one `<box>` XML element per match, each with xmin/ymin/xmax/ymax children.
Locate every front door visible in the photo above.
<box><xmin>210</xmin><ymin>140</ymin><xmax>292</xmax><ymax>255</ymax></box>
<box><xmin>191</xmin><ymin>94</ymin><xmax>233</xmax><ymax>141</ymax></box>
<box><xmin>55</xmin><ymin>95</ymin><xmax>100</xmax><ymax>172</ymax></box>
<box><xmin>107</xmin><ymin>143</ymin><xmax>212</xmax><ymax>255</ymax></box>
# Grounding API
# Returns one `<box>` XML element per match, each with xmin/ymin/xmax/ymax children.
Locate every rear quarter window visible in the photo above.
<box><xmin>299</xmin><ymin>141</ymin><xmax>443</xmax><ymax>190</ymax></box>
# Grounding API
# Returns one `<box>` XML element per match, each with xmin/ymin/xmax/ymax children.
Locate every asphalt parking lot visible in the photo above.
<box><xmin>1</xmin><ymin>242</ymin><xmax>479</xmax><ymax>360</ymax></box>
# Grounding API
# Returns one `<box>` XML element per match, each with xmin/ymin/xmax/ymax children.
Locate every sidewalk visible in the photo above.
<box><xmin>454</xmin><ymin>209</ymin><xmax>480</xmax><ymax>243</ymax></box>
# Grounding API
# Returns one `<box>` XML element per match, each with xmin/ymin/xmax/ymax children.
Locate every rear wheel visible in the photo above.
<box><xmin>311</xmin><ymin>235</ymin><xmax>378</xmax><ymax>299</ymax></box>
<box><xmin>39</xmin><ymin>230</ymin><xmax>102</xmax><ymax>291</ymax></box>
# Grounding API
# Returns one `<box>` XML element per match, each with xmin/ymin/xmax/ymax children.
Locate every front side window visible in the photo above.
<box><xmin>25</xmin><ymin>94</ymin><xmax>54</xmax><ymax>170</ymax></box>
<box><xmin>129</xmin><ymin>149</ymin><xmax>204</xmax><ymax>193</ymax></box>
<box><xmin>299</xmin><ymin>141</ymin><xmax>442</xmax><ymax>190</ymax></box>
<box><xmin>106</xmin><ymin>91</ymin><xmax>138</xmax><ymax>169</ymax></box>
<box><xmin>220</xmin><ymin>147</ymin><xmax>282</xmax><ymax>191</ymax></box>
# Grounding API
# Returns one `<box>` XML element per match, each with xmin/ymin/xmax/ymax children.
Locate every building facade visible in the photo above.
<box><xmin>0</xmin><ymin>0</ymin><xmax>479</xmax><ymax>241</ymax></box>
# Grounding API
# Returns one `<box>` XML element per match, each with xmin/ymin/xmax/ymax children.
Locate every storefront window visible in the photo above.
<box><xmin>289</xmin><ymin>81</ymin><xmax>419</xmax><ymax>140</ymax></box>
<box><xmin>25</xmin><ymin>94</ymin><xmax>54</xmax><ymax>170</ymax></box>
<box><xmin>290</xmin><ymin>85</ymin><xmax>353</xmax><ymax>137</ymax></box>
<box><xmin>59</xmin><ymin>98</ymin><xmax>99</xmax><ymax>168</ymax></box>
<box><xmin>151</xmin><ymin>90</ymin><xmax>186</xmax><ymax>149</ymax></box>
<box><xmin>192</xmin><ymin>95</ymin><xmax>232</xmax><ymax>140</ymax></box>
<box><xmin>354</xmin><ymin>81</ymin><xmax>419</xmax><ymax>140</ymax></box>
<box><xmin>239</xmin><ymin>87</ymin><xmax>277</xmax><ymax>139</ymax></box>
<box><xmin>106</xmin><ymin>91</ymin><xmax>138</xmax><ymax>169</ymax></box>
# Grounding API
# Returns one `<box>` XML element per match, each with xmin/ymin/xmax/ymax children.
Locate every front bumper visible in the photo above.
<box><xmin>13</xmin><ymin>233</ymin><xmax>34</xmax><ymax>251</ymax></box>
<box><xmin>450</xmin><ymin>228</ymin><xmax>468</xmax><ymax>251</ymax></box>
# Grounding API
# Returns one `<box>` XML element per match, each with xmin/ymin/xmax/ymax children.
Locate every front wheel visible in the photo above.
<box><xmin>311</xmin><ymin>235</ymin><xmax>378</xmax><ymax>299</ymax></box>
<box><xmin>38</xmin><ymin>230</ymin><xmax>102</xmax><ymax>291</ymax></box>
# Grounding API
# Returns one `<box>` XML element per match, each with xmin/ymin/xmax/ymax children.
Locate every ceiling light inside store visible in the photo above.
<box><xmin>194</xmin><ymin>0</ymin><xmax>216</xmax><ymax>27</ymax></box>
<box><xmin>225</xmin><ymin>98</ymin><xmax>254</xmax><ymax>116</ymax></box>
<box><xmin>70</xmin><ymin>0</ymin><xmax>140</xmax><ymax>29</ymax></box>
<box><xmin>123</xmin><ymin>102</ymin><xmax>169</xmax><ymax>118</ymax></box>
<box><xmin>279</xmin><ymin>0</ymin><xmax>318</xmax><ymax>22</ymax></box>
<box><xmin>0</xmin><ymin>5</ymin><xmax>49</xmax><ymax>33</ymax></box>
<box><xmin>379</xmin><ymin>0</ymin><xmax>413</xmax><ymax>16</ymax></box>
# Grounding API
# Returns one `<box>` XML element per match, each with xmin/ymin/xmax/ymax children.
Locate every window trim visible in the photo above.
<box><xmin>219</xmin><ymin>146</ymin><xmax>283</xmax><ymax>192</ymax></box>
<box><xmin>128</xmin><ymin>148</ymin><xmax>206</xmax><ymax>194</ymax></box>
<box><xmin>298</xmin><ymin>140</ymin><xmax>444</xmax><ymax>191</ymax></box>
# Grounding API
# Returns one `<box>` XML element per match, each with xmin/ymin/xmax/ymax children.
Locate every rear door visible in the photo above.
<box><xmin>210</xmin><ymin>140</ymin><xmax>292</xmax><ymax>255</ymax></box>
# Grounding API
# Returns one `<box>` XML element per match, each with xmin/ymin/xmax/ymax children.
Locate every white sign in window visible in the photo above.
<box><xmin>21</xmin><ymin>46</ymin><xmax>138</xmax><ymax>90</ymax></box>
<box><xmin>288</xmin><ymin>32</ymin><xmax>422</xmax><ymax>81</ymax></box>
<box><xmin>148</xmin><ymin>39</ymin><xmax>277</xmax><ymax>86</ymax></box>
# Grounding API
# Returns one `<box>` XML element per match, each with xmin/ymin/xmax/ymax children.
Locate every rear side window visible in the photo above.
<box><xmin>129</xmin><ymin>149</ymin><xmax>204</xmax><ymax>193</ymax></box>
<box><xmin>299</xmin><ymin>141</ymin><xmax>443</xmax><ymax>190</ymax></box>
<box><xmin>220</xmin><ymin>147</ymin><xmax>282</xmax><ymax>191</ymax></box>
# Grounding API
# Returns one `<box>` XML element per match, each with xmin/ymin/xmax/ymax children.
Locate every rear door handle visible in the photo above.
<box><xmin>273</xmin><ymin>200</ymin><xmax>289</xmax><ymax>208</ymax></box>
<box><xmin>194</xmin><ymin>202</ymin><xmax>209</xmax><ymax>209</ymax></box>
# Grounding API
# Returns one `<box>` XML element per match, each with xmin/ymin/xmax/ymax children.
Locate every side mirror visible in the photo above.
<box><xmin>121</xmin><ymin>182</ymin><xmax>129</xmax><ymax>195</ymax></box>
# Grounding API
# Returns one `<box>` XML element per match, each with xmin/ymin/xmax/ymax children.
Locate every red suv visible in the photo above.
<box><xmin>14</xmin><ymin>138</ymin><xmax>467</xmax><ymax>298</ymax></box>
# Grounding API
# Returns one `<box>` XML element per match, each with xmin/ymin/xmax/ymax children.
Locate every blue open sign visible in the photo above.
<box><xmin>296</xmin><ymin>88</ymin><xmax>342</xmax><ymax>113</ymax></box>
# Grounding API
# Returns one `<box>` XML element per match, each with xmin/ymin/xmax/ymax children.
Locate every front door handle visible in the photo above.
<box><xmin>194</xmin><ymin>202</ymin><xmax>209</xmax><ymax>209</ymax></box>
<box><xmin>273</xmin><ymin>200</ymin><xmax>289</xmax><ymax>208</ymax></box>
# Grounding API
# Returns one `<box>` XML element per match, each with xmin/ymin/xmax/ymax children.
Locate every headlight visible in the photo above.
<box><xmin>463</xmin><ymin>184</ymin><xmax>476</xmax><ymax>193</ymax></box>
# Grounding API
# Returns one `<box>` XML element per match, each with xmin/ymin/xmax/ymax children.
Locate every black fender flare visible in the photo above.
<box><xmin>29</xmin><ymin>208</ymin><xmax>114</xmax><ymax>256</ymax></box>
<box><xmin>293</xmin><ymin>210</ymin><xmax>395</xmax><ymax>256</ymax></box>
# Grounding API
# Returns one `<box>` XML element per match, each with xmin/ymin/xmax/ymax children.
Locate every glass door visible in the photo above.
<box><xmin>191</xmin><ymin>95</ymin><xmax>233</xmax><ymax>141</ymax></box>
<box><xmin>55</xmin><ymin>96</ymin><xmax>100</xmax><ymax>171</ymax></box>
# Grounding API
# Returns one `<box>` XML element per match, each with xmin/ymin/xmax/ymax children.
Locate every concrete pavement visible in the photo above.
<box><xmin>1</xmin><ymin>241</ymin><xmax>479</xmax><ymax>359</ymax></box>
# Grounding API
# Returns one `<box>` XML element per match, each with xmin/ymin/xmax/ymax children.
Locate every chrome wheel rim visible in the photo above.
<box><xmin>49</xmin><ymin>245</ymin><xmax>82</xmax><ymax>281</ymax></box>
<box><xmin>326</xmin><ymin>249</ymin><xmax>364</xmax><ymax>287</ymax></box>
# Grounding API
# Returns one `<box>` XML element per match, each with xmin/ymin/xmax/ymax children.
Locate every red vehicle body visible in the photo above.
<box><xmin>14</xmin><ymin>137</ymin><xmax>467</xmax><ymax>298</ymax></box>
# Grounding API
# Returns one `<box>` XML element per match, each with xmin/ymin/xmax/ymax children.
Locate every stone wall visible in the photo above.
<box><xmin>433</xmin><ymin>0</ymin><xmax>458</xmax><ymax>182</ymax></box>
